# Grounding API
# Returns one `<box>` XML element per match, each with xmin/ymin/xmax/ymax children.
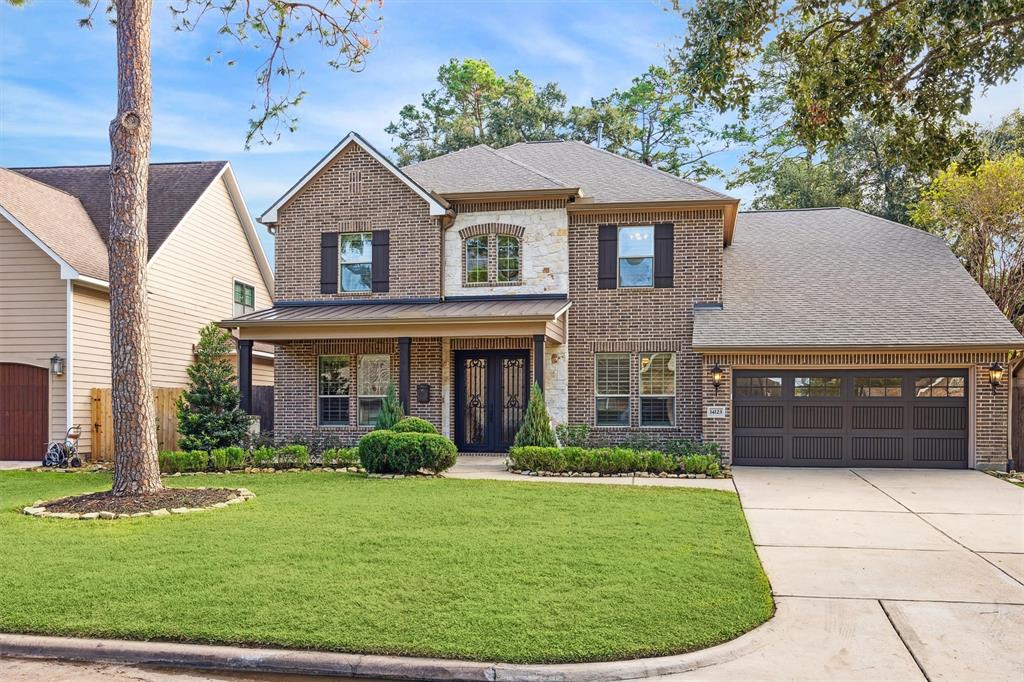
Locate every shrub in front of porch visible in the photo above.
<box><xmin>508</xmin><ymin>446</ymin><xmax>722</xmax><ymax>477</ymax></box>
<box><xmin>513</xmin><ymin>383</ymin><xmax>557</xmax><ymax>447</ymax></box>
<box><xmin>358</xmin><ymin>429</ymin><xmax>457</xmax><ymax>475</ymax></box>
<box><xmin>392</xmin><ymin>417</ymin><xmax>438</xmax><ymax>433</ymax></box>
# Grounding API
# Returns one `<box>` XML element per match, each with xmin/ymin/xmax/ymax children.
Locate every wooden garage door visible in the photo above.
<box><xmin>732</xmin><ymin>370</ymin><xmax>968</xmax><ymax>468</ymax></box>
<box><xmin>0</xmin><ymin>363</ymin><xmax>49</xmax><ymax>461</ymax></box>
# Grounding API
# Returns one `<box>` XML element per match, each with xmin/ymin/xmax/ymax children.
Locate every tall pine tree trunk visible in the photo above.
<box><xmin>109</xmin><ymin>0</ymin><xmax>162</xmax><ymax>496</ymax></box>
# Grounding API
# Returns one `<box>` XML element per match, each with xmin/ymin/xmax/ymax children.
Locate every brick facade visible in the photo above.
<box><xmin>565</xmin><ymin>208</ymin><xmax>724</xmax><ymax>446</ymax></box>
<box><xmin>274</xmin><ymin>143</ymin><xmax>441</xmax><ymax>302</ymax></box>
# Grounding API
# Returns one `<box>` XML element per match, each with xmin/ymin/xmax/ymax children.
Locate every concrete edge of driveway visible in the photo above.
<box><xmin>0</xmin><ymin>621</ymin><xmax>778</xmax><ymax>682</ymax></box>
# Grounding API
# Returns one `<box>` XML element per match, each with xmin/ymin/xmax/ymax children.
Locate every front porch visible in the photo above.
<box><xmin>222</xmin><ymin>297</ymin><xmax>570</xmax><ymax>451</ymax></box>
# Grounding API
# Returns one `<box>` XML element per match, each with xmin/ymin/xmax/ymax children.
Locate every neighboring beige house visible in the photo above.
<box><xmin>0</xmin><ymin>162</ymin><xmax>274</xmax><ymax>461</ymax></box>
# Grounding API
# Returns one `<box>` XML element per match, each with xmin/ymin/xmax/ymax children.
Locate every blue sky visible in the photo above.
<box><xmin>2</xmin><ymin>0</ymin><xmax>1021</xmax><ymax>265</ymax></box>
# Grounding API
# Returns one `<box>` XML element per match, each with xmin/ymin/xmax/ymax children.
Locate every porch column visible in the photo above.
<box><xmin>398</xmin><ymin>337</ymin><xmax>411</xmax><ymax>412</ymax></box>
<box><xmin>238</xmin><ymin>339</ymin><xmax>253</xmax><ymax>413</ymax></box>
<box><xmin>532</xmin><ymin>334</ymin><xmax>544</xmax><ymax>391</ymax></box>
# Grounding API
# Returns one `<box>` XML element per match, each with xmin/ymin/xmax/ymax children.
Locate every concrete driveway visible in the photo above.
<box><xmin>674</xmin><ymin>467</ymin><xmax>1024</xmax><ymax>681</ymax></box>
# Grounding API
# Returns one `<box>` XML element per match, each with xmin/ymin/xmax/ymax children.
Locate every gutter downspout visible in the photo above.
<box><xmin>66</xmin><ymin>280</ymin><xmax>74</xmax><ymax>432</ymax></box>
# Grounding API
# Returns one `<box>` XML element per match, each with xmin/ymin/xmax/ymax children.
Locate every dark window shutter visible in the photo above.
<box><xmin>320</xmin><ymin>232</ymin><xmax>338</xmax><ymax>294</ymax></box>
<box><xmin>597</xmin><ymin>224</ymin><xmax>617</xmax><ymax>289</ymax></box>
<box><xmin>654</xmin><ymin>222</ymin><xmax>674</xmax><ymax>288</ymax></box>
<box><xmin>372</xmin><ymin>229</ymin><xmax>390</xmax><ymax>293</ymax></box>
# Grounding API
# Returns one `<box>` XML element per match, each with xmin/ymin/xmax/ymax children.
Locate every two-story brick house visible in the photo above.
<box><xmin>222</xmin><ymin>132</ymin><xmax>1023</xmax><ymax>469</ymax></box>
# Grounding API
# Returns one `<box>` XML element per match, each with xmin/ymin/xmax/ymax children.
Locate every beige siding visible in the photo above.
<box><xmin>71</xmin><ymin>284</ymin><xmax>111</xmax><ymax>456</ymax></box>
<box><xmin>0</xmin><ymin>217</ymin><xmax>68</xmax><ymax>441</ymax></box>
<box><xmin>147</xmin><ymin>176</ymin><xmax>273</xmax><ymax>387</ymax></box>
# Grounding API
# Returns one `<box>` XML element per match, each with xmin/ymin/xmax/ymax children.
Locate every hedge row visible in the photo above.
<box><xmin>158</xmin><ymin>444</ymin><xmax>360</xmax><ymax>474</ymax></box>
<box><xmin>508</xmin><ymin>446</ymin><xmax>721</xmax><ymax>476</ymax></box>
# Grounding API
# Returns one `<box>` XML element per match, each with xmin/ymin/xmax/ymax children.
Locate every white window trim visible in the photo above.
<box><xmin>594</xmin><ymin>352</ymin><xmax>631</xmax><ymax>428</ymax></box>
<box><xmin>233</xmin><ymin>278</ymin><xmax>256</xmax><ymax>317</ymax></box>
<box><xmin>639</xmin><ymin>352</ymin><xmax>676</xmax><ymax>427</ymax></box>
<box><xmin>317</xmin><ymin>355</ymin><xmax>350</xmax><ymax>427</ymax></box>
<box><xmin>357</xmin><ymin>354</ymin><xmax>391</xmax><ymax>426</ymax></box>
<box><xmin>617</xmin><ymin>225</ymin><xmax>655</xmax><ymax>289</ymax></box>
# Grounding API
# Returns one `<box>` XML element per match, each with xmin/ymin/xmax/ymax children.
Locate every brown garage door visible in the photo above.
<box><xmin>732</xmin><ymin>369</ymin><xmax>968</xmax><ymax>468</ymax></box>
<box><xmin>0</xmin><ymin>363</ymin><xmax>49</xmax><ymax>461</ymax></box>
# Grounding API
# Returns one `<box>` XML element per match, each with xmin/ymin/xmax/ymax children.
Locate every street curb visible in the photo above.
<box><xmin>0</xmin><ymin>625</ymin><xmax>774</xmax><ymax>681</ymax></box>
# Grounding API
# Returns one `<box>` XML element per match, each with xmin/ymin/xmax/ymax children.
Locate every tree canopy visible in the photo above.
<box><xmin>675</xmin><ymin>0</ymin><xmax>1024</xmax><ymax>173</ymax></box>
<box><xmin>386</xmin><ymin>59</ymin><xmax>567</xmax><ymax>165</ymax></box>
<box><xmin>912</xmin><ymin>153</ymin><xmax>1024</xmax><ymax>330</ymax></box>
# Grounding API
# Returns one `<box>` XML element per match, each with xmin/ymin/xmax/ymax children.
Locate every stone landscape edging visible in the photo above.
<box><xmin>0</xmin><ymin>621</ymin><xmax>779</xmax><ymax>681</ymax></box>
<box><xmin>20</xmin><ymin>488</ymin><xmax>255</xmax><ymax>520</ymax></box>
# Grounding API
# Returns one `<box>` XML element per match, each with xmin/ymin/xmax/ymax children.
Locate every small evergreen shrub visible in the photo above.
<box><xmin>555</xmin><ymin>423</ymin><xmax>590</xmax><ymax>448</ymax></box>
<box><xmin>357</xmin><ymin>430</ymin><xmax>393</xmax><ymax>473</ymax></box>
<box><xmin>392</xmin><ymin>417</ymin><xmax>438</xmax><ymax>434</ymax></box>
<box><xmin>176</xmin><ymin>323</ymin><xmax>252</xmax><ymax>451</ymax></box>
<box><xmin>357</xmin><ymin>430</ymin><xmax>457</xmax><ymax>474</ymax></box>
<box><xmin>251</xmin><ymin>445</ymin><xmax>276</xmax><ymax>468</ymax></box>
<box><xmin>375</xmin><ymin>382</ymin><xmax>404</xmax><ymax>430</ymax></box>
<box><xmin>158</xmin><ymin>450</ymin><xmax>208</xmax><ymax>474</ymax></box>
<box><xmin>683</xmin><ymin>454</ymin><xmax>720</xmax><ymax>476</ymax></box>
<box><xmin>513</xmin><ymin>383</ymin><xmax>557</xmax><ymax>447</ymax></box>
<box><xmin>322</xmin><ymin>447</ymin><xmax>359</xmax><ymax>467</ymax></box>
<box><xmin>621</xmin><ymin>431</ymin><xmax>659</xmax><ymax>452</ymax></box>
<box><xmin>274</xmin><ymin>444</ymin><xmax>309</xmax><ymax>469</ymax></box>
<box><xmin>509</xmin><ymin>446</ymin><xmax>682</xmax><ymax>475</ymax></box>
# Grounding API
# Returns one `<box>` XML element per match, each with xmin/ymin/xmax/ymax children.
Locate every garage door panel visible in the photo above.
<box><xmin>792</xmin><ymin>436</ymin><xmax>843</xmax><ymax>460</ymax></box>
<box><xmin>852</xmin><ymin>436</ymin><xmax>904</xmax><ymax>461</ymax></box>
<box><xmin>913</xmin><ymin>405</ymin><xmax>966</xmax><ymax>431</ymax></box>
<box><xmin>734</xmin><ymin>435</ymin><xmax>784</xmax><ymax>460</ymax></box>
<box><xmin>913</xmin><ymin>438</ymin><xmax>967</xmax><ymax>463</ymax></box>
<box><xmin>793</xmin><ymin>405</ymin><xmax>843</xmax><ymax>429</ymax></box>
<box><xmin>852</xmin><ymin>405</ymin><xmax>904</xmax><ymax>430</ymax></box>
<box><xmin>0</xmin><ymin>363</ymin><xmax>49</xmax><ymax>461</ymax></box>
<box><xmin>735</xmin><ymin>404</ymin><xmax>784</xmax><ymax>429</ymax></box>
<box><xmin>733</xmin><ymin>369</ymin><xmax>968</xmax><ymax>468</ymax></box>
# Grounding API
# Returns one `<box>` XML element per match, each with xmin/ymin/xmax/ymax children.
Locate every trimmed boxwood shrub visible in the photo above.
<box><xmin>357</xmin><ymin>430</ymin><xmax>457</xmax><ymax>475</ymax></box>
<box><xmin>322</xmin><ymin>447</ymin><xmax>359</xmax><ymax>467</ymax></box>
<box><xmin>274</xmin><ymin>444</ymin><xmax>309</xmax><ymax>469</ymax></box>
<box><xmin>251</xmin><ymin>445</ymin><xmax>276</xmax><ymax>468</ymax></box>
<box><xmin>158</xmin><ymin>450</ymin><xmax>208</xmax><ymax>474</ymax></box>
<box><xmin>508</xmin><ymin>446</ymin><xmax>680</xmax><ymax>475</ymax></box>
<box><xmin>391</xmin><ymin>417</ymin><xmax>438</xmax><ymax>434</ymax></box>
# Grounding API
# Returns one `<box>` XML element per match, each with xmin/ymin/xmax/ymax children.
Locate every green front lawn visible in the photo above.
<box><xmin>0</xmin><ymin>471</ymin><xmax>772</xmax><ymax>663</ymax></box>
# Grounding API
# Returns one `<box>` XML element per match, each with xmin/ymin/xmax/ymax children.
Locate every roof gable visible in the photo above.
<box><xmin>260</xmin><ymin>132</ymin><xmax>448</xmax><ymax>224</ymax></box>
<box><xmin>14</xmin><ymin>161</ymin><xmax>227</xmax><ymax>262</ymax></box>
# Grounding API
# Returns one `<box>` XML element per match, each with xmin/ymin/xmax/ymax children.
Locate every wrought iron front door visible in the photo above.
<box><xmin>454</xmin><ymin>350</ymin><xmax>529</xmax><ymax>452</ymax></box>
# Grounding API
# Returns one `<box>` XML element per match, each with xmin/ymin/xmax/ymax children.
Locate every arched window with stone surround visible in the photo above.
<box><xmin>459</xmin><ymin>223</ymin><xmax>525</xmax><ymax>286</ymax></box>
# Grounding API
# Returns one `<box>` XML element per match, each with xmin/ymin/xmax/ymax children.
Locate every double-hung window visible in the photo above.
<box><xmin>318</xmin><ymin>356</ymin><xmax>350</xmax><ymax>426</ymax></box>
<box><xmin>618</xmin><ymin>226</ymin><xmax>654</xmax><ymax>287</ymax></box>
<box><xmin>639</xmin><ymin>352</ymin><xmax>675</xmax><ymax>426</ymax></box>
<box><xmin>357</xmin><ymin>354</ymin><xmax>390</xmax><ymax>426</ymax></box>
<box><xmin>595</xmin><ymin>353</ymin><xmax>630</xmax><ymax>426</ymax></box>
<box><xmin>339</xmin><ymin>232</ymin><xmax>373</xmax><ymax>292</ymax></box>
<box><xmin>233</xmin><ymin>281</ymin><xmax>255</xmax><ymax>316</ymax></box>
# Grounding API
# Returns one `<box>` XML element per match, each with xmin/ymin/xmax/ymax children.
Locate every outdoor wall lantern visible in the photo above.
<box><xmin>711</xmin><ymin>364</ymin><xmax>724</xmax><ymax>393</ymax></box>
<box><xmin>989</xmin><ymin>362</ymin><xmax>1004</xmax><ymax>392</ymax></box>
<box><xmin>50</xmin><ymin>354</ymin><xmax>65</xmax><ymax>376</ymax></box>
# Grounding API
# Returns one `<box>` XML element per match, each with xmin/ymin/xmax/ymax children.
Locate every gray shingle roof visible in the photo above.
<box><xmin>402</xmin><ymin>140</ymin><xmax>734</xmax><ymax>203</ymax></box>
<box><xmin>0</xmin><ymin>167</ymin><xmax>109</xmax><ymax>280</ymax></box>
<box><xmin>693</xmin><ymin>208</ymin><xmax>1024</xmax><ymax>350</ymax></box>
<box><xmin>14</xmin><ymin>161</ymin><xmax>227</xmax><ymax>262</ymax></box>
<box><xmin>403</xmin><ymin>145</ymin><xmax>570</xmax><ymax>195</ymax></box>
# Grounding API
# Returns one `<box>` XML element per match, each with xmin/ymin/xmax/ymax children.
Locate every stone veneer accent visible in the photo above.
<box><xmin>274</xmin><ymin>142</ymin><xmax>441</xmax><ymax>302</ymax></box>
<box><xmin>566</xmin><ymin>209</ymin><xmax>725</xmax><ymax>446</ymax></box>
<box><xmin>445</xmin><ymin>208</ymin><xmax>569</xmax><ymax>297</ymax></box>
<box><xmin>700</xmin><ymin>351</ymin><xmax>1011</xmax><ymax>469</ymax></box>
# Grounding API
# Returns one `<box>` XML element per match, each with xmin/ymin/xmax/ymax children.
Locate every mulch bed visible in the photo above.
<box><xmin>44</xmin><ymin>488</ymin><xmax>237</xmax><ymax>515</ymax></box>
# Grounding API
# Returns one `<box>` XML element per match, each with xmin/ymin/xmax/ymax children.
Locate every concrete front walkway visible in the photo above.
<box><xmin>665</xmin><ymin>467</ymin><xmax>1024</xmax><ymax>681</ymax></box>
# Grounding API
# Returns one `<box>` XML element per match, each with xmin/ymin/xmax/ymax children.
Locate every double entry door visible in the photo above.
<box><xmin>454</xmin><ymin>350</ymin><xmax>529</xmax><ymax>453</ymax></box>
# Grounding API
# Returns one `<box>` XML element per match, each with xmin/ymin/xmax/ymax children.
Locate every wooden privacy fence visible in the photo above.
<box><xmin>90</xmin><ymin>387</ymin><xmax>182</xmax><ymax>461</ymax></box>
